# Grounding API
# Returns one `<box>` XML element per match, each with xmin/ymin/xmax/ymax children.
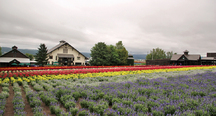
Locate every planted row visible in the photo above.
<box><xmin>12</xmin><ymin>82</ymin><xmax>26</xmax><ymax>116</ymax></box>
<box><xmin>0</xmin><ymin>83</ymin><xmax>9</xmax><ymax>115</ymax></box>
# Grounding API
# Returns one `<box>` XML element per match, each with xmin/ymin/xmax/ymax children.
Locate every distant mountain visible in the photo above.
<box><xmin>1</xmin><ymin>47</ymin><xmax>146</xmax><ymax>59</ymax></box>
<box><xmin>1</xmin><ymin>47</ymin><xmax>38</xmax><ymax>55</ymax></box>
<box><xmin>82</xmin><ymin>52</ymin><xmax>91</xmax><ymax>58</ymax></box>
<box><xmin>82</xmin><ymin>52</ymin><xmax>146</xmax><ymax>60</ymax></box>
<box><xmin>132</xmin><ymin>54</ymin><xmax>147</xmax><ymax>60</ymax></box>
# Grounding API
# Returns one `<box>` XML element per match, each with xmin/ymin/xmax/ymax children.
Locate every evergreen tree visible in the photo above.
<box><xmin>35</xmin><ymin>44</ymin><xmax>48</xmax><ymax>66</ymax></box>
<box><xmin>90</xmin><ymin>42</ymin><xmax>110</xmax><ymax>66</ymax></box>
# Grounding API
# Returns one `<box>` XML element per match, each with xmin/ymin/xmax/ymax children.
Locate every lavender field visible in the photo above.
<box><xmin>1</xmin><ymin>70</ymin><xmax>216</xmax><ymax>116</ymax></box>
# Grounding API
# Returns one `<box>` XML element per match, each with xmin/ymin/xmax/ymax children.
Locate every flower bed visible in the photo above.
<box><xmin>24</xmin><ymin>71</ymin><xmax>216</xmax><ymax>115</ymax></box>
<box><xmin>0</xmin><ymin>65</ymin><xmax>216</xmax><ymax>84</ymax></box>
<box><xmin>2</xmin><ymin>68</ymin><xmax>216</xmax><ymax>116</ymax></box>
<box><xmin>0</xmin><ymin>65</ymin><xmax>145</xmax><ymax>72</ymax></box>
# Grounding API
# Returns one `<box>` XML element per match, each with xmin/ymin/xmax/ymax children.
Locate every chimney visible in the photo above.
<box><xmin>60</xmin><ymin>40</ymin><xmax>66</xmax><ymax>44</ymax></box>
<box><xmin>12</xmin><ymin>46</ymin><xmax>18</xmax><ymax>50</ymax></box>
<box><xmin>184</xmin><ymin>50</ymin><xmax>189</xmax><ymax>55</ymax></box>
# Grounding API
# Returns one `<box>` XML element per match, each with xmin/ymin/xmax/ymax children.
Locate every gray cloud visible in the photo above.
<box><xmin>0</xmin><ymin>0</ymin><xmax>215</xmax><ymax>56</ymax></box>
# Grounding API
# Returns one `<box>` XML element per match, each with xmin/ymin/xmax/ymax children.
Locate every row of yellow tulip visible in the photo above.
<box><xmin>1</xmin><ymin>66</ymin><xmax>216</xmax><ymax>84</ymax></box>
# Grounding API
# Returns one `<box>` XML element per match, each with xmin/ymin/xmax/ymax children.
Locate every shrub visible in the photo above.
<box><xmin>2</xmin><ymin>87</ymin><xmax>9</xmax><ymax>92</ymax></box>
<box><xmin>64</xmin><ymin>101</ymin><xmax>76</xmax><ymax>109</ymax></box>
<box><xmin>152</xmin><ymin>110</ymin><xmax>164</xmax><ymax>116</ymax></box>
<box><xmin>70</xmin><ymin>107</ymin><xmax>79</xmax><ymax>116</ymax></box>
<box><xmin>78</xmin><ymin>110</ymin><xmax>89</xmax><ymax>116</ymax></box>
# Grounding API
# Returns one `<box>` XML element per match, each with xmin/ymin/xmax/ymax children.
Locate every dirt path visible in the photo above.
<box><xmin>20</xmin><ymin>85</ymin><xmax>34</xmax><ymax>116</ymax></box>
<box><xmin>3</xmin><ymin>83</ymin><xmax>14</xmax><ymax>116</ymax></box>
<box><xmin>29</xmin><ymin>84</ymin><xmax>55</xmax><ymax>116</ymax></box>
<box><xmin>76</xmin><ymin>98</ymin><xmax>82</xmax><ymax>109</ymax></box>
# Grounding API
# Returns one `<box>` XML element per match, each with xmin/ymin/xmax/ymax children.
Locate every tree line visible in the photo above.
<box><xmin>89</xmin><ymin>41</ymin><xmax>129</xmax><ymax>66</ymax></box>
<box><xmin>146</xmin><ymin>47</ymin><xmax>175</xmax><ymax>60</ymax></box>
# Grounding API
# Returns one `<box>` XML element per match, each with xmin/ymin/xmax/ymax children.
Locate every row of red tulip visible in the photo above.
<box><xmin>0</xmin><ymin>65</ymin><xmax>146</xmax><ymax>72</ymax></box>
<box><xmin>0</xmin><ymin>65</ymin><xmax>200</xmax><ymax>79</ymax></box>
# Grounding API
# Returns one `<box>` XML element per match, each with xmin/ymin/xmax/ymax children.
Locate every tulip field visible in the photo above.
<box><xmin>0</xmin><ymin>65</ymin><xmax>216</xmax><ymax>116</ymax></box>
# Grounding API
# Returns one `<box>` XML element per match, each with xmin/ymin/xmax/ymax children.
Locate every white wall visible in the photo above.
<box><xmin>48</xmin><ymin>44</ymin><xmax>86</xmax><ymax>65</ymax></box>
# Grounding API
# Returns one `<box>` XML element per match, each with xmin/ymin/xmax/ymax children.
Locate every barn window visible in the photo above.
<box><xmin>63</xmin><ymin>47</ymin><xmax>68</xmax><ymax>53</ymax></box>
<box><xmin>49</xmin><ymin>55</ymin><xmax>53</xmax><ymax>59</ymax></box>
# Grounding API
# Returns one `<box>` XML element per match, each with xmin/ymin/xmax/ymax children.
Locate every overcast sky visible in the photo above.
<box><xmin>0</xmin><ymin>0</ymin><xmax>215</xmax><ymax>56</ymax></box>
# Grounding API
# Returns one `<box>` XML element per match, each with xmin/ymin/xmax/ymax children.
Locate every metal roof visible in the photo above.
<box><xmin>47</xmin><ymin>41</ymin><xmax>88</xmax><ymax>59</ymax></box>
<box><xmin>201</xmin><ymin>57</ymin><xmax>215</xmax><ymax>60</ymax></box>
<box><xmin>170</xmin><ymin>54</ymin><xmax>182</xmax><ymax>60</ymax></box>
<box><xmin>0</xmin><ymin>57</ymin><xmax>30</xmax><ymax>63</ymax></box>
<box><xmin>171</xmin><ymin>54</ymin><xmax>200</xmax><ymax>61</ymax></box>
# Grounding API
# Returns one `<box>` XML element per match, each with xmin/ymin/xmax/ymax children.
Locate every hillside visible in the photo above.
<box><xmin>1</xmin><ymin>47</ymin><xmax>146</xmax><ymax>59</ymax></box>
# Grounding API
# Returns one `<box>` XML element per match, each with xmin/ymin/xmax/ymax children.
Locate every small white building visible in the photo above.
<box><xmin>47</xmin><ymin>40</ymin><xmax>87</xmax><ymax>66</ymax></box>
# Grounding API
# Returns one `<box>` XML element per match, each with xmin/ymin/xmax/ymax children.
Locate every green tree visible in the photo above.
<box><xmin>166</xmin><ymin>51</ymin><xmax>173</xmax><ymax>59</ymax></box>
<box><xmin>25</xmin><ymin>53</ymin><xmax>34</xmax><ymax>60</ymax></box>
<box><xmin>90</xmin><ymin>42</ymin><xmax>110</xmax><ymax>66</ymax></box>
<box><xmin>35</xmin><ymin>44</ymin><xmax>48</xmax><ymax>66</ymax></box>
<box><xmin>115</xmin><ymin>41</ymin><xmax>128</xmax><ymax>65</ymax></box>
<box><xmin>0</xmin><ymin>47</ymin><xmax>2</xmax><ymax>56</ymax></box>
<box><xmin>146</xmin><ymin>48</ymin><xmax>167</xmax><ymax>60</ymax></box>
<box><xmin>107</xmin><ymin>45</ymin><xmax>120</xmax><ymax>65</ymax></box>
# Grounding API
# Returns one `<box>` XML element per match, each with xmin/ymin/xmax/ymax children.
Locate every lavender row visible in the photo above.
<box><xmin>23</xmin><ymin>81</ymin><xmax>46</xmax><ymax>116</ymax></box>
<box><xmin>0</xmin><ymin>83</ymin><xmax>9</xmax><ymax>115</ymax></box>
<box><xmin>12</xmin><ymin>82</ymin><xmax>26</xmax><ymax>116</ymax></box>
<box><xmin>47</xmin><ymin>71</ymin><xmax>216</xmax><ymax>116</ymax></box>
<box><xmin>31</xmin><ymin>81</ymin><xmax>71</xmax><ymax>116</ymax></box>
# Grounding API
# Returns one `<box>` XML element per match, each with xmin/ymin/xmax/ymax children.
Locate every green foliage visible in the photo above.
<box><xmin>0</xmin><ymin>91</ymin><xmax>9</xmax><ymax>99</ymax></box>
<box><xmin>191</xmin><ymin>91</ymin><xmax>206</xmax><ymax>97</ymax></box>
<box><xmin>64</xmin><ymin>101</ymin><xmax>76</xmax><ymax>109</ymax></box>
<box><xmin>25</xmin><ymin>53</ymin><xmax>34</xmax><ymax>60</ymax></box>
<box><xmin>122</xmin><ymin>100</ymin><xmax>133</xmax><ymax>106</ymax></box>
<box><xmin>70</xmin><ymin>107</ymin><xmax>79</xmax><ymax>116</ymax></box>
<box><xmin>135</xmin><ymin>96</ymin><xmax>147</xmax><ymax>102</ymax></box>
<box><xmin>107</xmin><ymin>45</ymin><xmax>120</xmax><ymax>65</ymax></box>
<box><xmin>35</xmin><ymin>43</ymin><xmax>48</xmax><ymax>66</ymax></box>
<box><xmin>2</xmin><ymin>87</ymin><xmax>9</xmax><ymax>92</ymax></box>
<box><xmin>72</xmin><ymin>91</ymin><xmax>80</xmax><ymax>101</ymax></box>
<box><xmin>29</xmin><ymin>98</ymin><xmax>41</xmax><ymax>107</ymax></box>
<box><xmin>164</xmin><ymin>105</ymin><xmax>176</xmax><ymax>115</ymax></box>
<box><xmin>112</xmin><ymin>98</ymin><xmax>122</xmax><ymax>104</ymax></box>
<box><xmin>166</xmin><ymin>51</ymin><xmax>173</xmax><ymax>59</ymax></box>
<box><xmin>152</xmin><ymin>110</ymin><xmax>164</xmax><ymax>116</ymax></box>
<box><xmin>134</xmin><ymin>104</ymin><xmax>148</xmax><ymax>112</ymax></box>
<box><xmin>208</xmin><ymin>104</ymin><xmax>216</xmax><ymax>116</ymax></box>
<box><xmin>116</xmin><ymin>41</ymin><xmax>128</xmax><ymax>65</ymax></box>
<box><xmin>90</xmin><ymin>42</ymin><xmax>110</xmax><ymax>66</ymax></box>
<box><xmin>78</xmin><ymin>110</ymin><xmax>89</xmax><ymax>116</ymax></box>
<box><xmin>50</xmin><ymin>105</ymin><xmax>63</xmax><ymax>116</ymax></box>
<box><xmin>90</xmin><ymin>41</ymin><xmax>128</xmax><ymax>66</ymax></box>
<box><xmin>146</xmin><ymin>47</ymin><xmax>167</xmax><ymax>60</ymax></box>
<box><xmin>91</xmin><ymin>100</ymin><xmax>108</xmax><ymax>115</ymax></box>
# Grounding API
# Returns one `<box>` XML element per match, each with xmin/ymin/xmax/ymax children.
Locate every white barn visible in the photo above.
<box><xmin>47</xmin><ymin>40</ymin><xmax>87</xmax><ymax>66</ymax></box>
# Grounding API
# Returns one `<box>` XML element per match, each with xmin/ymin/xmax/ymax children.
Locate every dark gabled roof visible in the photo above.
<box><xmin>47</xmin><ymin>41</ymin><xmax>88</xmax><ymax>59</ymax></box>
<box><xmin>170</xmin><ymin>54</ymin><xmax>182</xmax><ymax>61</ymax></box>
<box><xmin>185</xmin><ymin>54</ymin><xmax>200</xmax><ymax>60</ymax></box>
<box><xmin>0</xmin><ymin>47</ymin><xmax>29</xmax><ymax>58</ymax></box>
<box><xmin>171</xmin><ymin>54</ymin><xmax>200</xmax><ymax>61</ymax></box>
